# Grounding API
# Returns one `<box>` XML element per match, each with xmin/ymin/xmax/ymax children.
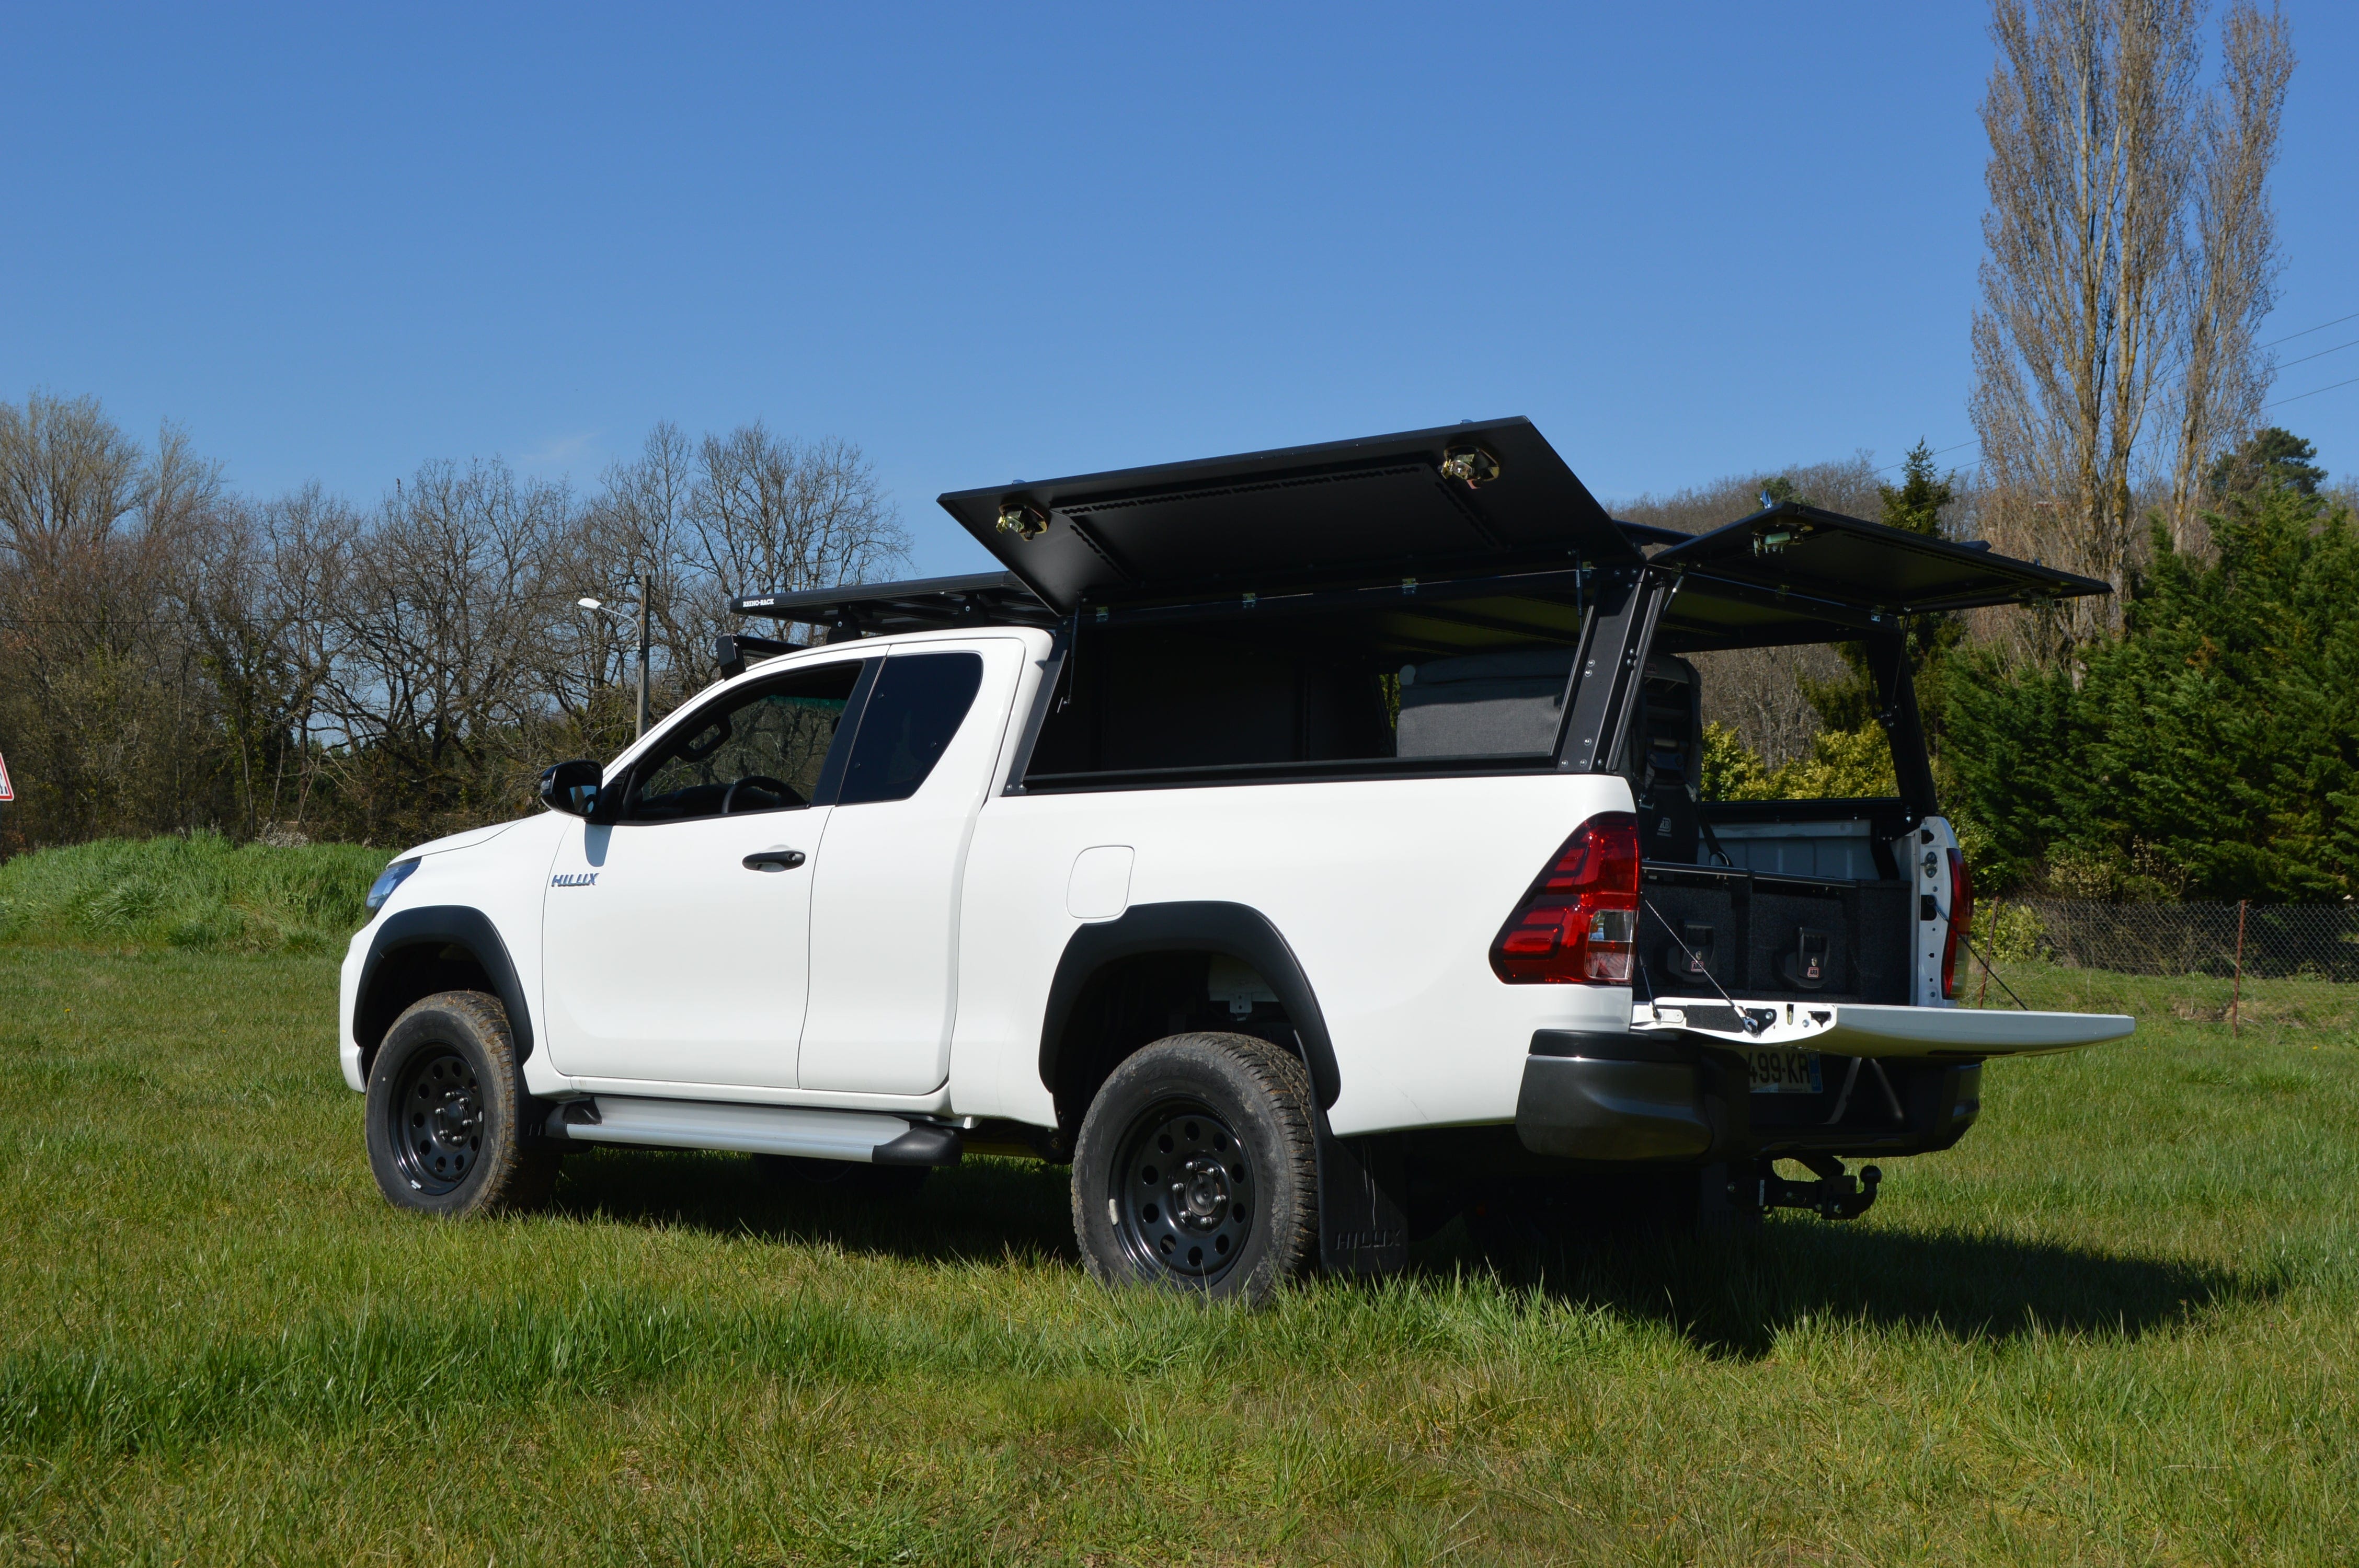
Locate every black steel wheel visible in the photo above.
<box><xmin>1110</xmin><ymin>1099</ymin><xmax>1254</xmax><ymax>1279</ymax></box>
<box><xmin>365</xmin><ymin>990</ymin><xmax>559</xmax><ymax>1218</ymax></box>
<box><xmin>1072</xmin><ymin>1032</ymin><xmax>1316</xmax><ymax>1304</ymax></box>
<box><xmin>390</xmin><ymin>1046</ymin><xmax>484</xmax><ymax>1195</ymax></box>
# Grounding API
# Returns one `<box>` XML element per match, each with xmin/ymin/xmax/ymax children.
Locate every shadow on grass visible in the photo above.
<box><xmin>1408</xmin><ymin>1221</ymin><xmax>2262</xmax><ymax>1358</ymax></box>
<box><xmin>551</xmin><ymin>1147</ymin><xmax>1084</xmax><ymax>1269</ymax></box>
<box><xmin>549</xmin><ymin>1148</ymin><xmax>2261</xmax><ymax>1356</ymax></box>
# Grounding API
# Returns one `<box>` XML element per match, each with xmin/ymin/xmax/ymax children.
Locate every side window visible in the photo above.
<box><xmin>625</xmin><ymin>662</ymin><xmax>866</xmax><ymax>823</ymax></box>
<box><xmin>838</xmin><ymin>652</ymin><xmax>985</xmax><ymax>805</ymax></box>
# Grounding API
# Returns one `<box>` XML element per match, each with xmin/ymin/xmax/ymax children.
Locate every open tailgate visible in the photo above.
<box><xmin>1634</xmin><ymin>997</ymin><xmax>2134</xmax><ymax>1059</ymax></box>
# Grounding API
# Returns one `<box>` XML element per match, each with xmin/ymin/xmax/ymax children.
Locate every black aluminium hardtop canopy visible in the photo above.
<box><xmin>734</xmin><ymin>421</ymin><xmax>2106</xmax><ymax>652</ymax></box>
<box><xmin>936</xmin><ymin>417</ymin><xmax>1637</xmax><ymax>615</ymax></box>
<box><xmin>1647</xmin><ymin>500</ymin><xmax>2109</xmax><ymax>651</ymax></box>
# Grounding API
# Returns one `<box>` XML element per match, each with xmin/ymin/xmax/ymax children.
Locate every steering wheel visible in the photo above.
<box><xmin>722</xmin><ymin>775</ymin><xmax>803</xmax><ymax>814</ymax></box>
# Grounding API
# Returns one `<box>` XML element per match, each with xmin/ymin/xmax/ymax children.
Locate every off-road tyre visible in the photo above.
<box><xmin>752</xmin><ymin>1155</ymin><xmax>930</xmax><ymax>1198</ymax></box>
<box><xmin>1072</xmin><ymin>1032</ymin><xmax>1318</xmax><ymax>1305</ymax></box>
<box><xmin>365</xmin><ymin>990</ymin><xmax>560</xmax><ymax>1217</ymax></box>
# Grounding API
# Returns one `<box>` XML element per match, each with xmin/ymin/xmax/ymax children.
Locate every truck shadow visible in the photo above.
<box><xmin>551</xmin><ymin>1150</ymin><xmax>2259</xmax><ymax>1356</ymax></box>
<box><xmin>1408</xmin><ymin>1220</ymin><xmax>2263</xmax><ymax>1359</ymax></box>
<box><xmin>551</xmin><ymin>1148</ymin><xmax>1085</xmax><ymax>1268</ymax></box>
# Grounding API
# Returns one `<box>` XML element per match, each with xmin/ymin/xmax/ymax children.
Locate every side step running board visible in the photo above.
<box><xmin>542</xmin><ymin>1096</ymin><xmax>962</xmax><ymax>1167</ymax></box>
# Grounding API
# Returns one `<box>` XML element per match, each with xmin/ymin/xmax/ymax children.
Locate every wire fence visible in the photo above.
<box><xmin>1965</xmin><ymin>898</ymin><xmax>2359</xmax><ymax>1035</ymax></box>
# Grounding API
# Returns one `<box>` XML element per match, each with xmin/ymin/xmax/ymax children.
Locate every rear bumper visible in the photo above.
<box><xmin>1513</xmin><ymin>1029</ymin><xmax>1986</xmax><ymax>1163</ymax></box>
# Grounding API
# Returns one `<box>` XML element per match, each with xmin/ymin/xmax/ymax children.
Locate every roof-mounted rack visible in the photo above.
<box><xmin>719</xmin><ymin>570</ymin><xmax>1059</xmax><ymax>673</ymax></box>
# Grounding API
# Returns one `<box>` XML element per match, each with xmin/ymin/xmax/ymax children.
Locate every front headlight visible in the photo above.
<box><xmin>365</xmin><ymin>858</ymin><xmax>420</xmax><ymax>913</ymax></box>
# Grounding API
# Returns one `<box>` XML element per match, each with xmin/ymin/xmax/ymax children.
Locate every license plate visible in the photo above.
<box><xmin>1749</xmin><ymin>1048</ymin><xmax>1824</xmax><ymax>1094</ymax></box>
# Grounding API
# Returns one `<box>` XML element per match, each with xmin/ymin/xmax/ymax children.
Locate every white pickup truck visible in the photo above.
<box><xmin>341</xmin><ymin>418</ymin><xmax>2132</xmax><ymax>1299</ymax></box>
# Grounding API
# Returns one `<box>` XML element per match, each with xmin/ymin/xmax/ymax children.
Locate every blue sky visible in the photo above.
<box><xmin>5</xmin><ymin>2</ymin><xmax>2354</xmax><ymax>578</ymax></box>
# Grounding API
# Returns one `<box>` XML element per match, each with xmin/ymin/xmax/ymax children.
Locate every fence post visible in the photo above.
<box><xmin>2230</xmin><ymin>898</ymin><xmax>2248</xmax><ymax>1039</ymax></box>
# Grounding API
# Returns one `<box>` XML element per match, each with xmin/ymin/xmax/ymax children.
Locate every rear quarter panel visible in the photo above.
<box><xmin>951</xmin><ymin>770</ymin><xmax>1637</xmax><ymax>1137</ymax></box>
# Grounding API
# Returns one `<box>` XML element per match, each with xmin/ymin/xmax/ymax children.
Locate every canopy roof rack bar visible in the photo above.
<box><xmin>729</xmin><ymin>571</ymin><xmax>1060</xmax><ymax>639</ymax></box>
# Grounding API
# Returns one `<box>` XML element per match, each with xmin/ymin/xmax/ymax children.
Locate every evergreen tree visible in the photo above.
<box><xmin>2208</xmin><ymin>425</ymin><xmax>2326</xmax><ymax>499</ymax></box>
<box><xmin>1945</xmin><ymin>479</ymin><xmax>2359</xmax><ymax>900</ymax></box>
<box><xmin>1799</xmin><ymin>441</ymin><xmax>1965</xmax><ymax>737</ymax></box>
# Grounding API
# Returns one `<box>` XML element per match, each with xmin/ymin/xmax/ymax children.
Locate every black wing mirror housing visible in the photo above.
<box><xmin>539</xmin><ymin>759</ymin><xmax>603</xmax><ymax>817</ymax></box>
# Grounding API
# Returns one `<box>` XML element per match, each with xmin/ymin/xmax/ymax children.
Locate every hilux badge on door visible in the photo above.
<box><xmin>551</xmin><ymin>872</ymin><xmax>599</xmax><ymax>888</ymax></box>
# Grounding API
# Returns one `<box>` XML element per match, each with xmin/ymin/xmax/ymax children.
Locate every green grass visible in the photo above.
<box><xmin>2</xmin><ymin>946</ymin><xmax>2355</xmax><ymax>1562</ymax></box>
<box><xmin>0</xmin><ymin>835</ymin><xmax>387</xmax><ymax>955</ymax></box>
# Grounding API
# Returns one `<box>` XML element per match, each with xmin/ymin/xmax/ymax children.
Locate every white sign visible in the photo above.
<box><xmin>0</xmin><ymin>750</ymin><xmax>12</xmax><ymax>802</ymax></box>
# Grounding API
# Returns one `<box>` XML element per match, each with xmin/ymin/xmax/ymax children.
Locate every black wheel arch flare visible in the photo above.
<box><xmin>1038</xmin><ymin>901</ymin><xmax>1342</xmax><ymax>1110</ymax></box>
<box><xmin>355</xmin><ymin>905</ymin><xmax>535</xmax><ymax>1072</ymax></box>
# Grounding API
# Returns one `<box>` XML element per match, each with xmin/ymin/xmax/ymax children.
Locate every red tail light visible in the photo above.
<box><xmin>1492</xmin><ymin>813</ymin><xmax>1643</xmax><ymax>985</ymax></box>
<box><xmin>1941</xmin><ymin>848</ymin><xmax>1974</xmax><ymax>998</ymax></box>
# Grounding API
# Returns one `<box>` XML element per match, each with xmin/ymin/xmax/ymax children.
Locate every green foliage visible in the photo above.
<box><xmin>0</xmin><ymin>834</ymin><xmax>386</xmax><ymax>953</ymax></box>
<box><xmin>1699</xmin><ymin>721</ymin><xmax>1772</xmax><ymax>800</ymax></box>
<box><xmin>1701</xmin><ymin>722</ymin><xmax>1897</xmax><ymax>802</ymax></box>
<box><xmin>1767</xmin><ymin>725</ymin><xmax>1900</xmax><ymax>799</ymax></box>
<box><xmin>1975</xmin><ymin>900</ymin><xmax>2053</xmax><ymax>964</ymax></box>
<box><xmin>1946</xmin><ymin>481</ymin><xmax>2359</xmax><ymax>900</ymax></box>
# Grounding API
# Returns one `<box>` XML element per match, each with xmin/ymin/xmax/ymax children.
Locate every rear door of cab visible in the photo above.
<box><xmin>796</xmin><ymin>638</ymin><xmax>1027</xmax><ymax>1096</ymax></box>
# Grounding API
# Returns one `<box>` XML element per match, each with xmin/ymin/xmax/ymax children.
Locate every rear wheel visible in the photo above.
<box><xmin>365</xmin><ymin>991</ymin><xmax>559</xmax><ymax>1217</ymax></box>
<box><xmin>1071</xmin><ymin>1032</ymin><xmax>1317</xmax><ymax>1304</ymax></box>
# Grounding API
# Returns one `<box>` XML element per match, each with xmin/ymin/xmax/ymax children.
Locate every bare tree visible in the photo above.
<box><xmin>1971</xmin><ymin>0</ymin><xmax>2292</xmax><ymax>647</ymax></box>
<box><xmin>681</xmin><ymin>426</ymin><xmax>910</xmax><ymax>639</ymax></box>
<box><xmin>318</xmin><ymin>459</ymin><xmax>570</xmax><ymax>841</ymax></box>
<box><xmin>0</xmin><ymin>396</ymin><xmax>228</xmax><ymax>843</ymax></box>
<box><xmin>1972</xmin><ymin>0</ymin><xmax>2203</xmax><ymax>645</ymax></box>
<box><xmin>2161</xmin><ymin>3</ymin><xmax>2293</xmax><ymax>556</ymax></box>
<box><xmin>544</xmin><ymin>423</ymin><xmax>698</xmax><ymax>755</ymax></box>
<box><xmin>181</xmin><ymin>486</ymin><xmax>358</xmax><ymax>838</ymax></box>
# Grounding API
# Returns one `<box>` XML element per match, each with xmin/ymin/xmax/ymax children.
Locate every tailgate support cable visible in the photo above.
<box><xmin>1943</xmin><ymin>900</ymin><xmax>2031</xmax><ymax>1011</ymax></box>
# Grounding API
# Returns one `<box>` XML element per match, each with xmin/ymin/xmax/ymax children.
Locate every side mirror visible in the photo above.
<box><xmin>539</xmin><ymin>759</ymin><xmax>603</xmax><ymax>817</ymax></box>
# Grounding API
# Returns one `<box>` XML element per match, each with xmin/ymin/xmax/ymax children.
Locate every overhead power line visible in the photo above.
<box><xmin>2265</xmin><ymin>373</ymin><xmax>2359</xmax><ymax>411</ymax></box>
<box><xmin>2259</xmin><ymin>309</ymin><xmax>2359</xmax><ymax>351</ymax></box>
<box><xmin>2276</xmin><ymin>335</ymin><xmax>2359</xmax><ymax>372</ymax></box>
<box><xmin>1873</xmin><ymin>439</ymin><xmax>1977</xmax><ymax>475</ymax></box>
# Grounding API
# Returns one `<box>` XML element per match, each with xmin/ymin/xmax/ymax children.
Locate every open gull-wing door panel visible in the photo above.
<box><xmin>1647</xmin><ymin>501</ymin><xmax>2110</xmax><ymax>652</ymax></box>
<box><xmin>938</xmin><ymin>417</ymin><xmax>1642</xmax><ymax>618</ymax></box>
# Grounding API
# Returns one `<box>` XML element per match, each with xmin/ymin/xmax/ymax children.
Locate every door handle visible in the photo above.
<box><xmin>742</xmin><ymin>848</ymin><xmax>806</xmax><ymax>871</ymax></box>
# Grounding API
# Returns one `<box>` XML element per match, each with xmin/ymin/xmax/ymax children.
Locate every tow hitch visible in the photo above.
<box><xmin>1740</xmin><ymin>1155</ymin><xmax>1880</xmax><ymax>1220</ymax></box>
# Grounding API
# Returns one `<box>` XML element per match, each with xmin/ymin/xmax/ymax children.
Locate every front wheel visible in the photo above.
<box><xmin>1071</xmin><ymin>1032</ymin><xmax>1318</xmax><ymax>1304</ymax></box>
<box><xmin>365</xmin><ymin>990</ymin><xmax>559</xmax><ymax>1217</ymax></box>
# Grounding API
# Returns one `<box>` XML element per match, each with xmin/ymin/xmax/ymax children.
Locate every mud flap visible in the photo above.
<box><xmin>1314</xmin><ymin>1109</ymin><xmax>1409</xmax><ymax>1276</ymax></box>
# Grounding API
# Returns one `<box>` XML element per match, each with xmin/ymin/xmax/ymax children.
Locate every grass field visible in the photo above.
<box><xmin>3</xmin><ymin>878</ymin><xmax>2355</xmax><ymax>1561</ymax></box>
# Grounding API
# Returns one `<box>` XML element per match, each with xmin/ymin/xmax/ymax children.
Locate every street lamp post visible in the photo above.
<box><xmin>577</xmin><ymin>572</ymin><xmax>652</xmax><ymax>739</ymax></box>
<box><xmin>635</xmin><ymin>573</ymin><xmax>652</xmax><ymax>739</ymax></box>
